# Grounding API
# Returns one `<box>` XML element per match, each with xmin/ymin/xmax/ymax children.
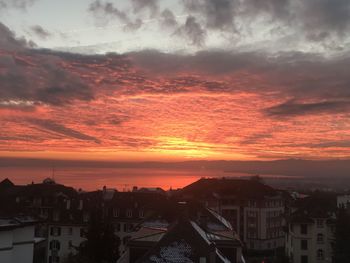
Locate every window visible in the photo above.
<box><xmin>53</xmin><ymin>211</ymin><xmax>60</xmax><ymax>221</ymax></box>
<box><xmin>115</xmin><ymin>223</ymin><xmax>121</xmax><ymax>232</ymax></box>
<box><xmin>317</xmin><ymin>233</ymin><xmax>324</xmax><ymax>243</ymax></box>
<box><xmin>80</xmin><ymin>228</ymin><xmax>86</xmax><ymax>237</ymax></box>
<box><xmin>139</xmin><ymin>210</ymin><xmax>145</xmax><ymax>218</ymax></box>
<box><xmin>68</xmin><ymin>227</ymin><xmax>73</xmax><ymax>235</ymax></box>
<box><xmin>301</xmin><ymin>224</ymin><xmax>308</xmax><ymax>235</ymax></box>
<box><xmin>50</xmin><ymin>227</ymin><xmax>61</xmax><ymax>236</ymax></box>
<box><xmin>317</xmin><ymin>249</ymin><xmax>324</xmax><ymax>260</ymax></box>
<box><xmin>301</xmin><ymin>255</ymin><xmax>308</xmax><ymax>263</ymax></box>
<box><xmin>126</xmin><ymin>209</ymin><xmax>133</xmax><ymax>218</ymax></box>
<box><xmin>301</xmin><ymin>239</ymin><xmax>308</xmax><ymax>250</ymax></box>
<box><xmin>123</xmin><ymin>236</ymin><xmax>131</xmax><ymax>245</ymax></box>
<box><xmin>113</xmin><ymin>208</ymin><xmax>119</xmax><ymax>217</ymax></box>
<box><xmin>124</xmin><ymin>223</ymin><xmax>133</xmax><ymax>232</ymax></box>
<box><xmin>68</xmin><ymin>240</ymin><xmax>72</xmax><ymax>248</ymax></box>
<box><xmin>49</xmin><ymin>240</ymin><xmax>60</xmax><ymax>251</ymax></box>
<box><xmin>316</xmin><ymin>219</ymin><xmax>324</xmax><ymax>228</ymax></box>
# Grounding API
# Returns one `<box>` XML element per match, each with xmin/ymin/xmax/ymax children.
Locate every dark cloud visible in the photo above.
<box><xmin>131</xmin><ymin>0</ymin><xmax>159</xmax><ymax>17</ymax></box>
<box><xmin>30</xmin><ymin>25</ymin><xmax>51</xmax><ymax>40</ymax></box>
<box><xmin>183</xmin><ymin>0</ymin><xmax>236</xmax><ymax>30</ymax></box>
<box><xmin>26</xmin><ymin>118</ymin><xmax>101</xmax><ymax>143</ymax></box>
<box><xmin>124</xmin><ymin>18</ymin><xmax>143</xmax><ymax>31</ymax></box>
<box><xmin>300</xmin><ymin>0</ymin><xmax>350</xmax><ymax>41</ymax></box>
<box><xmin>0</xmin><ymin>22</ymin><xmax>34</xmax><ymax>50</ymax></box>
<box><xmin>88</xmin><ymin>0</ymin><xmax>144</xmax><ymax>31</ymax></box>
<box><xmin>175</xmin><ymin>16</ymin><xmax>206</xmax><ymax>46</ymax></box>
<box><xmin>180</xmin><ymin>0</ymin><xmax>350</xmax><ymax>47</ymax></box>
<box><xmin>0</xmin><ymin>22</ymin><xmax>93</xmax><ymax>106</ymax></box>
<box><xmin>265</xmin><ymin>99</ymin><xmax>350</xmax><ymax>117</ymax></box>
<box><xmin>160</xmin><ymin>9</ymin><xmax>178</xmax><ymax>29</ymax></box>
<box><xmin>0</xmin><ymin>0</ymin><xmax>37</xmax><ymax>11</ymax></box>
<box><xmin>88</xmin><ymin>0</ymin><xmax>129</xmax><ymax>23</ymax></box>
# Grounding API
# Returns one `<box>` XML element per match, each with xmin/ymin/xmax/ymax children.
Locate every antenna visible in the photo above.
<box><xmin>52</xmin><ymin>162</ymin><xmax>55</xmax><ymax>182</ymax></box>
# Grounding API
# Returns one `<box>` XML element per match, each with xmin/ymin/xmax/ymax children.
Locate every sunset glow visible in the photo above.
<box><xmin>1</xmin><ymin>0</ymin><xmax>350</xmax><ymax>163</ymax></box>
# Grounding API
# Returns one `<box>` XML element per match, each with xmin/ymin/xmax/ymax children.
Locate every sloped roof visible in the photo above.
<box><xmin>136</xmin><ymin>220</ymin><xmax>231</xmax><ymax>263</ymax></box>
<box><xmin>181</xmin><ymin>178</ymin><xmax>279</xmax><ymax>199</ymax></box>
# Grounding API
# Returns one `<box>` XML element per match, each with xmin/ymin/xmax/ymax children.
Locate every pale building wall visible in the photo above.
<box><xmin>0</xmin><ymin>226</ymin><xmax>35</xmax><ymax>263</ymax></box>
<box><xmin>286</xmin><ymin>219</ymin><xmax>334</xmax><ymax>263</ymax></box>
<box><xmin>47</xmin><ymin>225</ymin><xmax>86</xmax><ymax>263</ymax></box>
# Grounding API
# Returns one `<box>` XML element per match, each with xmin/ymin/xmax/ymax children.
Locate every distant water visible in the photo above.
<box><xmin>0</xmin><ymin>167</ymin><xmax>281</xmax><ymax>191</ymax></box>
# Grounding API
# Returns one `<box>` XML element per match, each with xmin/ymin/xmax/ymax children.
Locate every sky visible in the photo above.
<box><xmin>0</xmin><ymin>0</ymin><xmax>350</xmax><ymax>162</ymax></box>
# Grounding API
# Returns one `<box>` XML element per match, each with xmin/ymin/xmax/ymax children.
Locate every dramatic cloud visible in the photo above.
<box><xmin>1</xmin><ymin>20</ymin><xmax>350</xmax><ymax>160</ymax></box>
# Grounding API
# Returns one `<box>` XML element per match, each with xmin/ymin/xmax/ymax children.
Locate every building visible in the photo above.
<box><xmin>179</xmin><ymin>178</ymin><xmax>286</xmax><ymax>251</ymax></box>
<box><xmin>118</xmin><ymin>202</ymin><xmax>244</xmax><ymax>263</ymax></box>
<box><xmin>0</xmin><ymin>217</ymin><xmax>37</xmax><ymax>263</ymax></box>
<box><xmin>103</xmin><ymin>191</ymin><xmax>168</xmax><ymax>254</ymax></box>
<box><xmin>285</xmin><ymin>194</ymin><xmax>336</xmax><ymax>263</ymax></box>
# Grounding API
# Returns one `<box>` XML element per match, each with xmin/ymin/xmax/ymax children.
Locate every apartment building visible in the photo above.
<box><xmin>285</xmin><ymin>194</ymin><xmax>336</xmax><ymax>263</ymax></box>
<box><xmin>180</xmin><ymin>177</ymin><xmax>286</xmax><ymax>251</ymax></box>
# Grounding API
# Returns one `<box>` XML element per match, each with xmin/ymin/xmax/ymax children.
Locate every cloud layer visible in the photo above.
<box><xmin>1</xmin><ymin>15</ymin><xmax>350</xmax><ymax>160</ymax></box>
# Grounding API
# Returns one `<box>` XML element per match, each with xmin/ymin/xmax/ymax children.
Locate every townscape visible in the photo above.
<box><xmin>1</xmin><ymin>176</ymin><xmax>349</xmax><ymax>263</ymax></box>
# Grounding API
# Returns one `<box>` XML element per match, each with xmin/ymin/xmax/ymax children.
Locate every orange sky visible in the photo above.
<box><xmin>1</xmin><ymin>49</ymin><xmax>350</xmax><ymax>161</ymax></box>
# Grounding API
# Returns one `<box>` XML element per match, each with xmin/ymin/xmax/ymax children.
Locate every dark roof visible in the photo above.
<box><xmin>180</xmin><ymin>177</ymin><xmax>279</xmax><ymax>199</ymax></box>
<box><xmin>136</xmin><ymin>220</ymin><xmax>230</xmax><ymax>263</ymax></box>
<box><xmin>289</xmin><ymin>192</ymin><xmax>337</xmax><ymax>222</ymax></box>
<box><xmin>0</xmin><ymin>178</ymin><xmax>15</xmax><ymax>189</ymax></box>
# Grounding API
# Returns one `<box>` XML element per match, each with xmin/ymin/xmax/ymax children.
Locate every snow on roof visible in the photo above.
<box><xmin>149</xmin><ymin>240</ymin><xmax>193</xmax><ymax>263</ymax></box>
<box><xmin>207</xmin><ymin>208</ymin><xmax>232</xmax><ymax>230</ymax></box>
<box><xmin>190</xmin><ymin>221</ymin><xmax>211</xmax><ymax>245</ymax></box>
<box><xmin>142</xmin><ymin>220</ymin><xmax>169</xmax><ymax>230</ymax></box>
<box><xmin>216</xmin><ymin>248</ymin><xmax>231</xmax><ymax>263</ymax></box>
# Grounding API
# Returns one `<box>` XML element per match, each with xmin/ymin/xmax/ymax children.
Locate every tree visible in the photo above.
<box><xmin>333</xmin><ymin>208</ymin><xmax>350</xmax><ymax>263</ymax></box>
<box><xmin>65</xmin><ymin>211</ymin><xmax>120</xmax><ymax>263</ymax></box>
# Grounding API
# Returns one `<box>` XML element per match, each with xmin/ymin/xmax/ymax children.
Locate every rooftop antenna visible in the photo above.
<box><xmin>51</xmin><ymin>162</ymin><xmax>55</xmax><ymax>182</ymax></box>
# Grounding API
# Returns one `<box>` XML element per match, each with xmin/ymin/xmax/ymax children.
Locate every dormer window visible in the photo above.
<box><xmin>113</xmin><ymin>208</ymin><xmax>119</xmax><ymax>217</ymax></box>
<box><xmin>126</xmin><ymin>209</ymin><xmax>133</xmax><ymax>218</ymax></box>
